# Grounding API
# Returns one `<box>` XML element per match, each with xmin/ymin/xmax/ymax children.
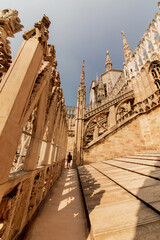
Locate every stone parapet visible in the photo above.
<box><xmin>0</xmin><ymin>11</ymin><xmax>68</xmax><ymax>239</ymax></box>
<box><xmin>0</xmin><ymin>160</ymin><xmax>64</xmax><ymax>240</ymax></box>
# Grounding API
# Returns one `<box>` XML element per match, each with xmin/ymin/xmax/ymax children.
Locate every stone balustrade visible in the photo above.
<box><xmin>0</xmin><ymin>11</ymin><xmax>68</xmax><ymax>240</ymax></box>
<box><xmin>117</xmin><ymin>89</ymin><xmax>160</xmax><ymax>124</ymax></box>
<box><xmin>66</xmin><ymin>105</ymin><xmax>76</xmax><ymax>116</ymax></box>
<box><xmin>85</xmin><ymin>89</ymin><xmax>134</xmax><ymax>119</ymax></box>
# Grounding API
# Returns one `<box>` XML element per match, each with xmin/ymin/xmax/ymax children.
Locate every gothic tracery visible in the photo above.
<box><xmin>150</xmin><ymin>61</ymin><xmax>160</xmax><ymax>89</ymax></box>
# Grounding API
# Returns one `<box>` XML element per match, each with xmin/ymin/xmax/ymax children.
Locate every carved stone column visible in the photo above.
<box><xmin>49</xmin><ymin>103</ymin><xmax>62</xmax><ymax>163</ymax></box>
<box><xmin>24</xmin><ymin>81</ymin><xmax>50</xmax><ymax>171</ymax></box>
<box><xmin>74</xmin><ymin>60</ymin><xmax>86</xmax><ymax>166</ymax></box>
<box><xmin>40</xmin><ymin>87</ymin><xmax>58</xmax><ymax>165</ymax></box>
<box><xmin>55</xmin><ymin>110</ymin><xmax>64</xmax><ymax>162</ymax></box>
<box><xmin>60</xmin><ymin>123</ymin><xmax>67</xmax><ymax>161</ymax></box>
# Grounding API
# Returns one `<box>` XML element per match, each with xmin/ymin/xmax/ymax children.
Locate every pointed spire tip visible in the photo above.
<box><xmin>121</xmin><ymin>30</ymin><xmax>132</xmax><ymax>64</ymax></box>
<box><xmin>96</xmin><ymin>72</ymin><xmax>98</xmax><ymax>82</ymax></box>
<box><xmin>80</xmin><ymin>59</ymin><xmax>85</xmax><ymax>85</ymax></box>
<box><xmin>105</xmin><ymin>50</ymin><xmax>112</xmax><ymax>72</ymax></box>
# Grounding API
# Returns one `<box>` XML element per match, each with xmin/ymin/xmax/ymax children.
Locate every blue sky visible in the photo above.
<box><xmin>0</xmin><ymin>0</ymin><xmax>158</xmax><ymax>106</ymax></box>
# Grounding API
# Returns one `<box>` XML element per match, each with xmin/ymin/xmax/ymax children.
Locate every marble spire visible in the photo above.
<box><xmin>105</xmin><ymin>50</ymin><xmax>112</xmax><ymax>72</ymax></box>
<box><xmin>121</xmin><ymin>31</ymin><xmax>133</xmax><ymax>64</ymax></box>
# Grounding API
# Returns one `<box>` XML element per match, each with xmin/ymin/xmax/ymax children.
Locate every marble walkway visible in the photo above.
<box><xmin>23</xmin><ymin>153</ymin><xmax>160</xmax><ymax>240</ymax></box>
<box><xmin>78</xmin><ymin>153</ymin><xmax>160</xmax><ymax>240</ymax></box>
<box><xmin>23</xmin><ymin>169</ymin><xmax>90</xmax><ymax>240</ymax></box>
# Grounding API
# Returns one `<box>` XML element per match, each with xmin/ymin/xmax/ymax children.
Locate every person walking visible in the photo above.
<box><xmin>67</xmin><ymin>152</ymin><xmax>72</xmax><ymax>169</ymax></box>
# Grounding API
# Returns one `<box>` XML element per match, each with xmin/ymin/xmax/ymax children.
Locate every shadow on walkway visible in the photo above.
<box><xmin>23</xmin><ymin>168</ymin><xmax>90</xmax><ymax>240</ymax></box>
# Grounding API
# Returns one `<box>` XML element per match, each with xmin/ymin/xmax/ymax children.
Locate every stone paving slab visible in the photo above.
<box><xmin>84</xmin><ymin>189</ymin><xmax>134</xmax><ymax>209</ymax></box>
<box><xmin>78</xmin><ymin>153</ymin><xmax>160</xmax><ymax>240</ymax></box>
<box><xmin>108</xmin><ymin>160</ymin><xmax>157</xmax><ymax>170</ymax></box>
<box><xmin>104</xmin><ymin>160</ymin><xmax>160</xmax><ymax>178</ymax></box>
<box><xmin>88</xmin><ymin>199</ymin><xmax>160</xmax><ymax>235</ymax></box>
<box><xmin>95</xmin><ymin>163</ymin><xmax>160</xmax><ymax>202</ymax></box>
<box><xmin>94</xmin><ymin>220</ymin><xmax>160</xmax><ymax>240</ymax></box>
<box><xmin>128</xmin><ymin>156</ymin><xmax>160</xmax><ymax>160</ymax></box>
<box><xmin>128</xmin><ymin>153</ymin><xmax>160</xmax><ymax>158</ymax></box>
<box><xmin>104</xmin><ymin>166</ymin><xmax>160</xmax><ymax>184</ymax></box>
<box><xmin>115</xmin><ymin>157</ymin><xmax>160</xmax><ymax>166</ymax></box>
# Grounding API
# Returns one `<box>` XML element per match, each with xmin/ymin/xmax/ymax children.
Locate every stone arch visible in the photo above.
<box><xmin>149</xmin><ymin>61</ymin><xmax>160</xmax><ymax>89</ymax></box>
<box><xmin>85</xmin><ymin>111</ymin><xmax>109</xmax><ymax>131</ymax></box>
<box><xmin>115</xmin><ymin>97</ymin><xmax>134</xmax><ymax>122</ymax></box>
<box><xmin>115</xmin><ymin>97</ymin><xmax>134</xmax><ymax>113</ymax></box>
<box><xmin>84</xmin><ymin>110</ymin><xmax>109</xmax><ymax>144</ymax></box>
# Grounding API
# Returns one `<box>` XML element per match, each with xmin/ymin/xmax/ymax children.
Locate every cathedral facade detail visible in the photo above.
<box><xmin>67</xmin><ymin>2</ymin><xmax>160</xmax><ymax>166</ymax></box>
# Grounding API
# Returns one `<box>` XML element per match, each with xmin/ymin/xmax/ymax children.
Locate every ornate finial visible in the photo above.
<box><xmin>82</xmin><ymin>59</ymin><xmax>85</xmax><ymax>71</ymax></box>
<box><xmin>23</xmin><ymin>15</ymin><xmax>51</xmax><ymax>56</ymax></box>
<box><xmin>121</xmin><ymin>31</ymin><xmax>124</xmax><ymax>36</ymax></box>
<box><xmin>80</xmin><ymin>59</ymin><xmax>85</xmax><ymax>85</ymax></box>
<box><xmin>97</xmin><ymin>74</ymin><xmax>105</xmax><ymax>101</ymax></box>
<box><xmin>55</xmin><ymin>70</ymin><xmax>61</xmax><ymax>87</ymax></box>
<box><xmin>0</xmin><ymin>9</ymin><xmax>23</xmax><ymax>36</ymax></box>
<box><xmin>105</xmin><ymin>50</ymin><xmax>112</xmax><ymax>72</ymax></box>
<box><xmin>0</xmin><ymin>9</ymin><xmax>23</xmax><ymax>75</ymax></box>
<box><xmin>121</xmin><ymin>31</ymin><xmax>133</xmax><ymax>64</ymax></box>
<box><xmin>96</xmin><ymin>72</ymin><xmax>99</xmax><ymax>83</ymax></box>
<box><xmin>43</xmin><ymin>44</ymin><xmax>56</xmax><ymax>66</ymax></box>
<box><xmin>121</xmin><ymin>31</ymin><xmax>129</xmax><ymax>46</ymax></box>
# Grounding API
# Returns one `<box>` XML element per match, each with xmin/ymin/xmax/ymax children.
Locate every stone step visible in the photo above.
<box><xmin>78</xmin><ymin>153</ymin><xmax>160</xmax><ymax>240</ymax></box>
<box><xmin>132</xmin><ymin>152</ymin><xmax>160</xmax><ymax>157</ymax></box>
<box><xmin>92</xmin><ymin>162</ymin><xmax>160</xmax><ymax>212</ymax></box>
<box><xmin>127</xmin><ymin>155</ymin><xmax>160</xmax><ymax>159</ymax></box>
<box><xmin>114</xmin><ymin>157</ymin><xmax>160</xmax><ymax>167</ymax></box>
<box><xmin>103</xmin><ymin>159</ymin><xmax>160</xmax><ymax>179</ymax></box>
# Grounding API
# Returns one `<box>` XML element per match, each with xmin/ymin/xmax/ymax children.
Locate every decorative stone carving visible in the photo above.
<box><xmin>84</xmin><ymin>112</ymin><xmax>109</xmax><ymax>144</ymax></box>
<box><xmin>151</xmin><ymin>53</ymin><xmax>159</xmax><ymax>61</ymax></box>
<box><xmin>85</xmin><ymin>89</ymin><xmax>134</xmax><ymax>120</ymax></box>
<box><xmin>0</xmin><ymin>9</ymin><xmax>68</xmax><ymax>240</ymax></box>
<box><xmin>97</xmin><ymin>75</ymin><xmax>105</xmax><ymax>102</ymax></box>
<box><xmin>44</xmin><ymin>44</ymin><xmax>56</xmax><ymax>65</ymax></box>
<box><xmin>121</xmin><ymin>31</ymin><xmax>133</xmax><ymax>65</ymax></box>
<box><xmin>23</xmin><ymin>14</ymin><xmax>51</xmax><ymax>55</ymax></box>
<box><xmin>0</xmin><ymin>9</ymin><xmax>23</xmax><ymax>75</ymax></box>
<box><xmin>105</xmin><ymin>50</ymin><xmax>112</xmax><ymax>72</ymax></box>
